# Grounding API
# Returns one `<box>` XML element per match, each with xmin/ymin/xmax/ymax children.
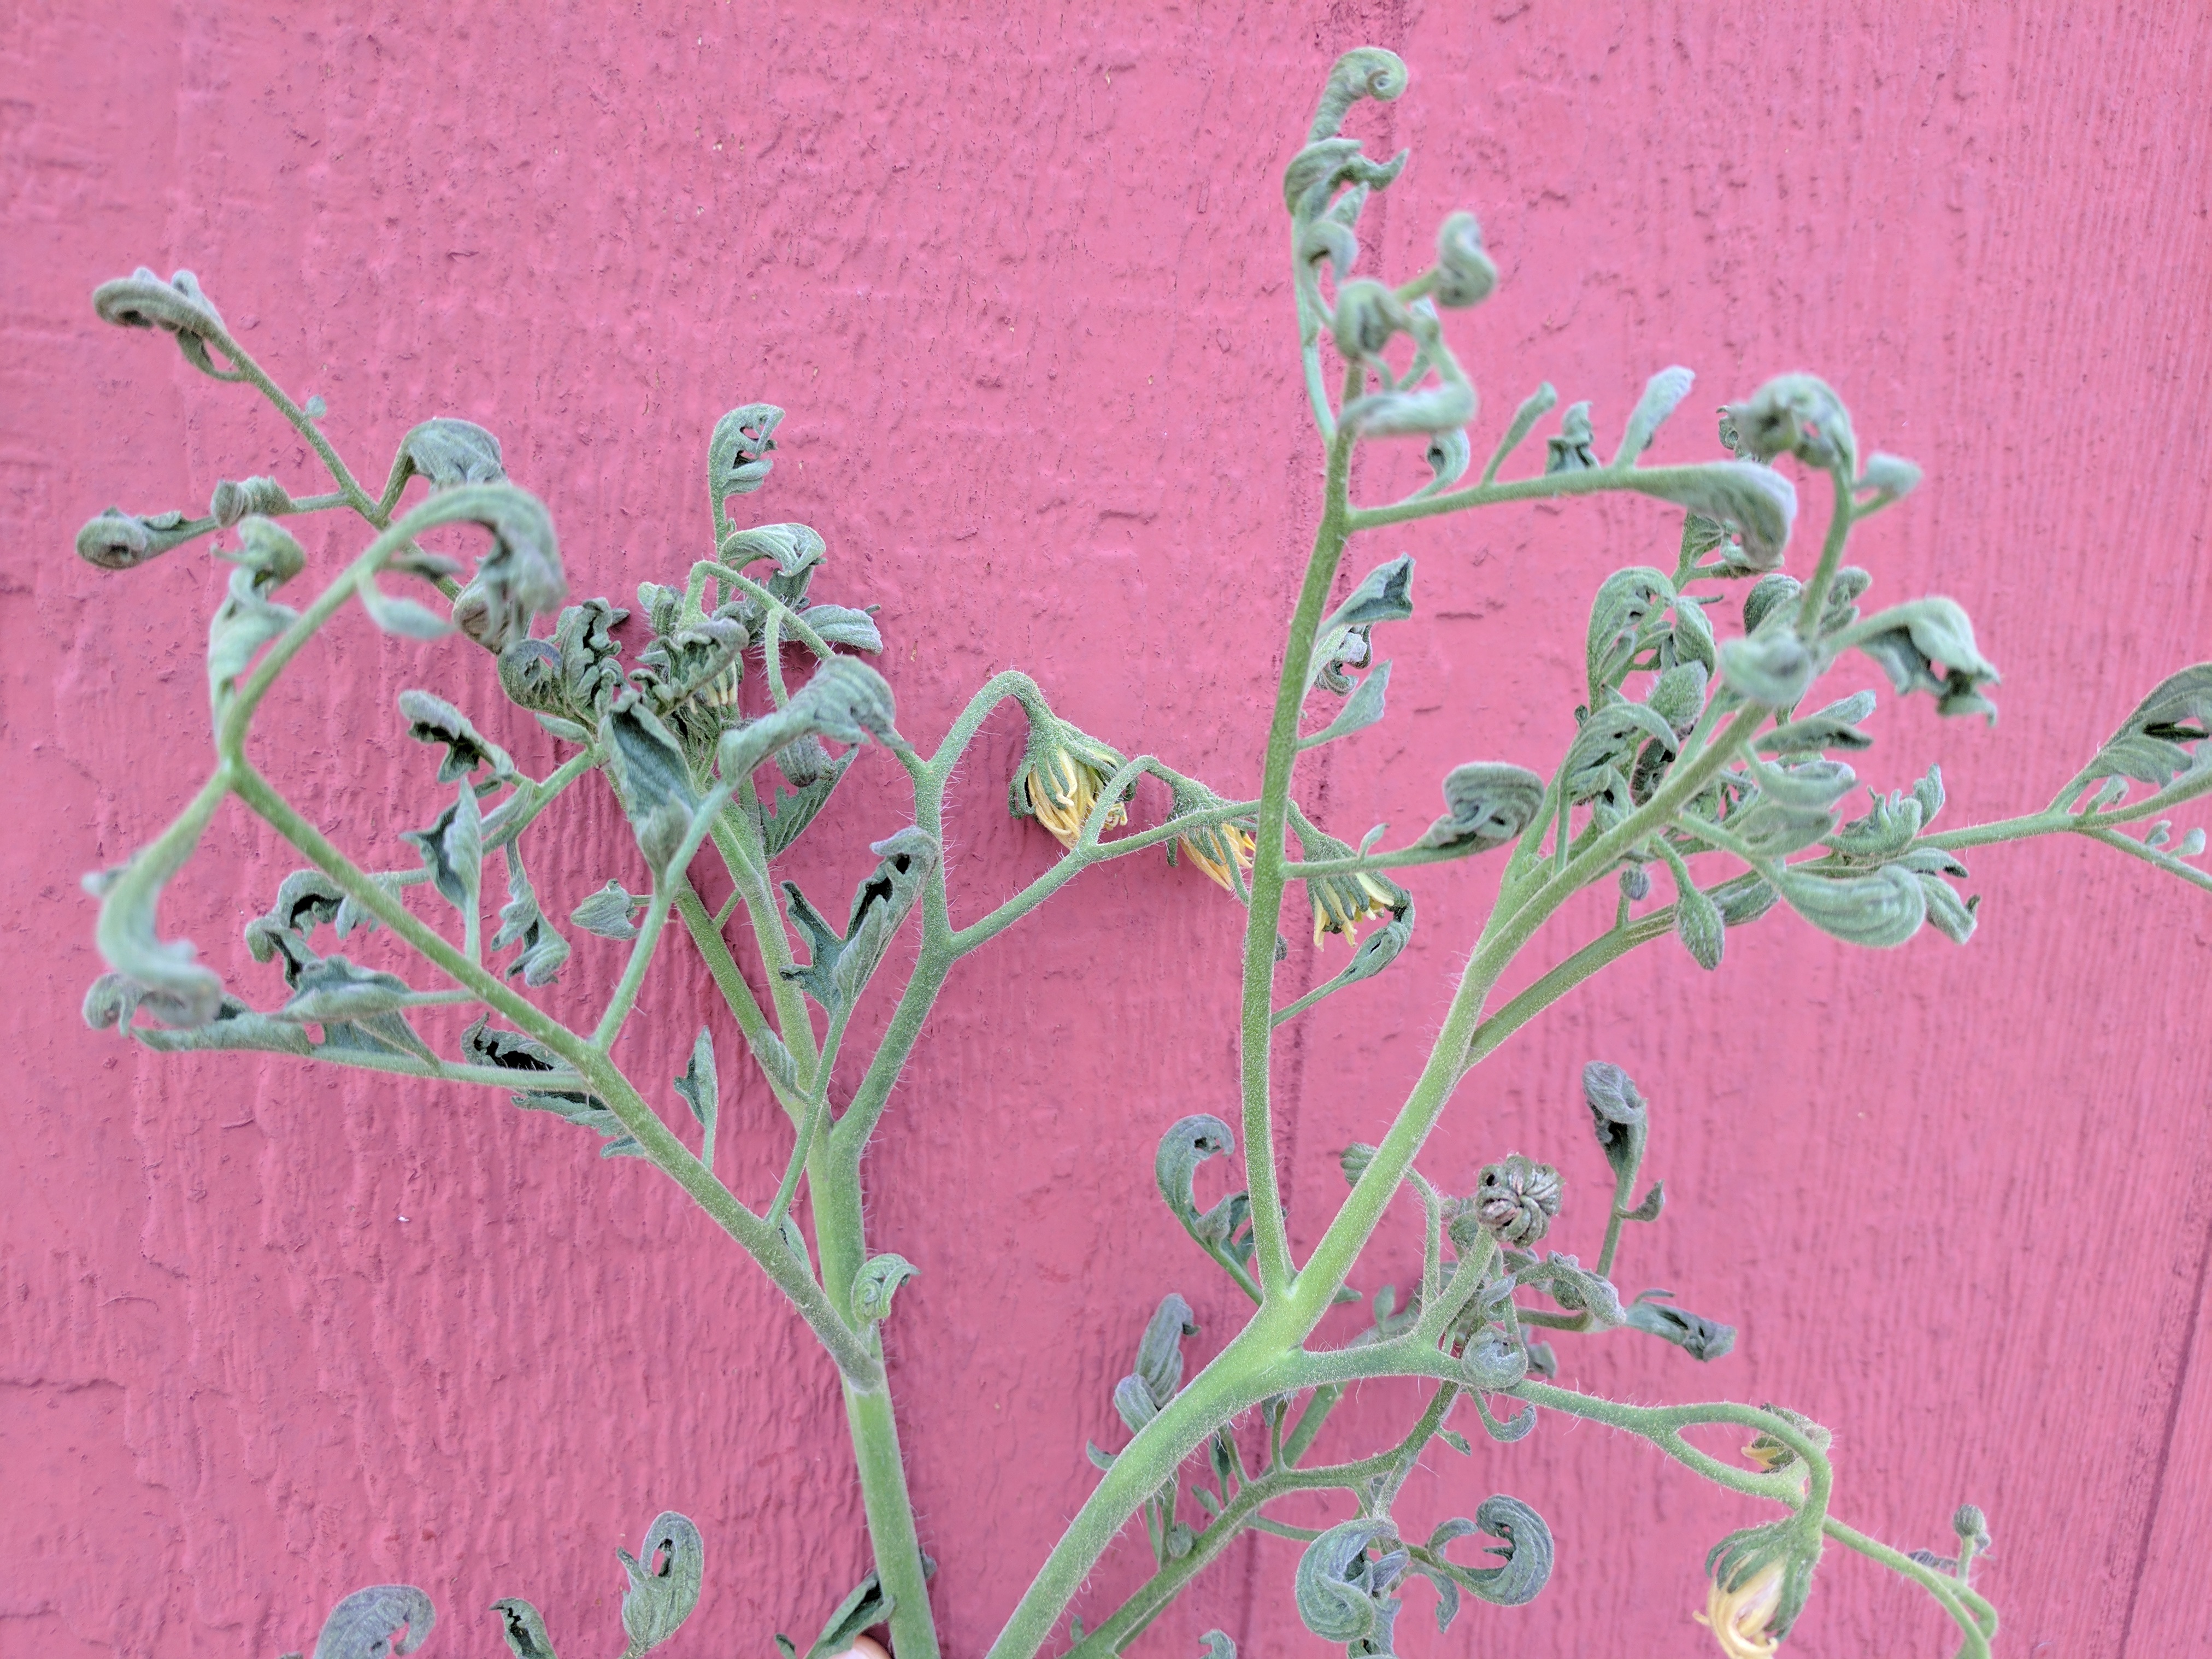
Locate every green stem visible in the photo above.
<box><xmin>1237</xmin><ymin>411</ymin><xmax>1360</xmax><ymax>1298</ymax></box>
<box><xmin>671</xmin><ymin>883</ymin><xmax>806</xmax><ymax>1123</ymax></box>
<box><xmin>228</xmin><ymin>762</ymin><xmax>881</xmax><ymax>1382</ymax></box>
<box><xmin>841</xmin><ymin>1370</ymin><xmax>940</xmax><ymax>1659</ymax></box>
<box><xmin>765</xmin><ymin>1006</ymin><xmax>850</xmax><ymax>1228</ymax></box>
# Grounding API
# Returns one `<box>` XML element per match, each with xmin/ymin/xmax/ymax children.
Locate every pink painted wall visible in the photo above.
<box><xmin>5</xmin><ymin>3</ymin><xmax>2210</xmax><ymax>1656</ymax></box>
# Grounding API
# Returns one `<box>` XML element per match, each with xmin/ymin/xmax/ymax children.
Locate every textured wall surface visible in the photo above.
<box><xmin>4</xmin><ymin>3</ymin><xmax>2210</xmax><ymax>1656</ymax></box>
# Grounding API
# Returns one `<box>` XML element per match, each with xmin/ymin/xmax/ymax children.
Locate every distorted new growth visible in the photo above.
<box><xmin>75</xmin><ymin>45</ymin><xmax>2209</xmax><ymax>1659</ymax></box>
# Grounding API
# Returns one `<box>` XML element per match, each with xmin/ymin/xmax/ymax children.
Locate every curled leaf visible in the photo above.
<box><xmin>92</xmin><ymin>266</ymin><xmax>237</xmax><ymax>378</ymax></box>
<box><xmin>207</xmin><ymin>520</ymin><xmax>305</xmax><ymax>710</ymax></box>
<box><xmin>1444</xmin><ymin>1496</ymin><xmax>1555</xmax><ymax>1608</ymax></box>
<box><xmin>311</xmin><ymin>1585</ymin><xmax>436</xmax><ymax>1659</ymax></box>
<box><xmin>393</xmin><ymin>484</ymin><xmax>564</xmax><ymax>653</ymax></box>
<box><xmin>1637</xmin><ymin>462</ymin><xmax>1798</xmax><ymax>570</ymax></box>
<box><xmin>1305</xmin><ymin>46</ymin><xmax>1408</xmax><ymax>145</ymax></box>
<box><xmin>1674</xmin><ymin>873</ymin><xmax>1726</xmax><ymax>971</ymax></box>
<box><xmin>1726</xmin><ymin>373</ymin><xmax>1857</xmax><ymax>472</ymax></box>
<box><xmin>1295</xmin><ymin>1520</ymin><xmax>1399</xmax><ymax>1645</ymax></box>
<box><xmin>210</xmin><ymin>475</ymin><xmax>295</xmax><ymax>528</ymax></box>
<box><xmin>854</xmin><ymin>1253</ymin><xmax>919</xmax><ymax>1323</ymax></box>
<box><xmin>1133</xmin><ymin>1292</ymin><xmax>1199</xmax><ymax>1410</ymax></box>
<box><xmin>398</xmin><ymin>689</ymin><xmax>515</xmax><ymax>784</ymax></box>
<box><xmin>709</xmin><ymin>403</ymin><xmax>783</xmax><ymax>530</ymax></box>
<box><xmin>1718</xmin><ymin>632</ymin><xmax>1817</xmax><ymax>708</ymax></box>
<box><xmin>1545</xmin><ymin>401</ymin><xmax>1599</xmax><ymax>473</ymax></box>
<box><xmin>1430</xmin><ymin>210</ymin><xmax>1496</xmax><ymax>308</ymax></box>
<box><xmin>76</xmin><ymin>506</ymin><xmax>215</xmax><ymax>571</ymax></box>
<box><xmin>1856</xmin><ymin>451</ymin><xmax>1922</xmax><ymax>503</ymax></box>
<box><xmin>1419</xmin><ymin>762</ymin><xmax>1545</xmax><ymax>852</ymax></box>
<box><xmin>1615</xmin><ymin>365</ymin><xmax>1695</xmax><ymax>466</ymax></box>
<box><xmin>392</xmin><ymin>417</ymin><xmax>505</xmax><ymax>491</ymax></box>
<box><xmin>1156</xmin><ymin>1114</ymin><xmax>1236</xmax><ymax>1229</ymax></box>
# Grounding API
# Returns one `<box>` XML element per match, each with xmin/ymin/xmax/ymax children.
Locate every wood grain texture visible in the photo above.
<box><xmin>3</xmin><ymin>2</ymin><xmax>2208</xmax><ymax>1655</ymax></box>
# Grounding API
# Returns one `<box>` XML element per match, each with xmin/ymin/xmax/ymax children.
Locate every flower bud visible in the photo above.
<box><xmin>1474</xmin><ymin>1154</ymin><xmax>1561</xmax><ymax>1246</ymax></box>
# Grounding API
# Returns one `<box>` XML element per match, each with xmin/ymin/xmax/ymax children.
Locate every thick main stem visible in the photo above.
<box><xmin>1236</xmin><ymin>422</ymin><xmax>1358</xmax><ymax>1297</ymax></box>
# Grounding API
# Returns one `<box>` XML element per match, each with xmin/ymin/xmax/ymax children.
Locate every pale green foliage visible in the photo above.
<box><xmin>73</xmin><ymin>45</ymin><xmax>2209</xmax><ymax>1659</ymax></box>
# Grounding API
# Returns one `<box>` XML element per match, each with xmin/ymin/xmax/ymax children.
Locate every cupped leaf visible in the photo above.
<box><xmin>1582</xmin><ymin>1061</ymin><xmax>1648</xmax><ymax>1180</ymax></box>
<box><xmin>572</xmin><ymin>880</ymin><xmax>644</xmax><ymax>940</ymax></box>
<box><xmin>1778</xmin><ymin>864</ymin><xmax>1927</xmax><ymax>948</ymax></box>
<box><xmin>2074</xmin><ymin>663</ymin><xmax>2212</xmax><ymax>791</ymax></box>
<box><xmin>602</xmin><ymin>693</ymin><xmax>698</xmax><ymax>875</ymax></box>
<box><xmin>1725</xmin><ymin>373</ymin><xmax>1857</xmax><ymax>472</ymax></box>
<box><xmin>1323</xmin><ymin>554</ymin><xmax>1415</xmax><ymax>632</ymax></box>
<box><xmin>401</xmin><ymin>785</ymin><xmax>484</xmax><ymax>911</ymax></box>
<box><xmin>1585</xmin><ymin>567</ymin><xmax>1674</xmax><ymax>699</ymax></box>
<box><xmin>491</xmin><ymin>843</ymin><xmax>569</xmax><ymax>987</ymax></box>
<box><xmin>277</xmin><ymin>956</ymin><xmax>414</xmax><ymax>1024</ymax></box>
<box><xmin>1625</xmin><ymin>1297</ymin><xmax>1737</xmax><ymax>1361</ymax></box>
<box><xmin>1758</xmin><ymin>690</ymin><xmax>1876</xmax><ymax>755</ymax></box>
<box><xmin>673</xmin><ymin>1027</ymin><xmax>717</xmax><ymax>1132</ymax></box>
<box><xmin>1845</xmin><ymin>598</ymin><xmax>2001</xmax><ymax>721</ymax></box>
<box><xmin>616</xmin><ymin>1512</ymin><xmax>704</xmax><ymax>1658</ymax></box>
<box><xmin>490</xmin><ymin>1597</ymin><xmax>557</xmax><ymax>1659</ymax></box>
<box><xmin>1299</xmin><ymin>660</ymin><xmax>1391</xmax><ymax>748</ymax></box>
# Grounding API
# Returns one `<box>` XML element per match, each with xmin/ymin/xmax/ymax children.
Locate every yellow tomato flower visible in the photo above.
<box><xmin>1309</xmin><ymin>869</ymin><xmax>1402</xmax><ymax>946</ymax></box>
<box><xmin>1024</xmin><ymin>747</ymin><xmax>1126</xmax><ymax>851</ymax></box>
<box><xmin>1179</xmin><ymin>821</ymin><xmax>1257</xmax><ymax>893</ymax></box>
<box><xmin>1695</xmin><ymin>1555</ymin><xmax>1786</xmax><ymax>1659</ymax></box>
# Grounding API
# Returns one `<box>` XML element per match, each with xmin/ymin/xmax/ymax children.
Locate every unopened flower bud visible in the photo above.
<box><xmin>1474</xmin><ymin>1154</ymin><xmax>1561</xmax><ymax>1246</ymax></box>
